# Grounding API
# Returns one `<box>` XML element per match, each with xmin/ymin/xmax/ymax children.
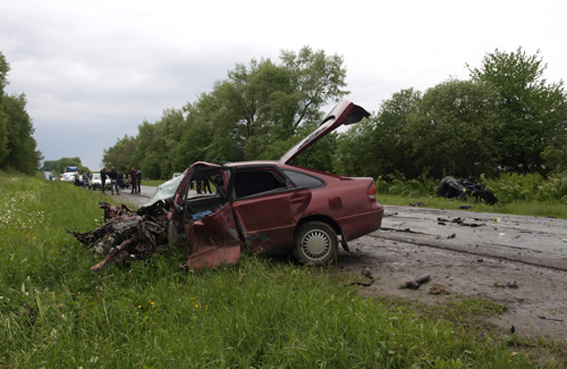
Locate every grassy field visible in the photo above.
<box><xmin>374</xmin><ymin>173</ymin><xmax>567</xmax><ymax>219</ymax></box>
<box><xmin>1</xmin><ymin>172</ymin><xmax>565</xmax><ymax>368</ymax></box>
<box><xmin>377</xmin><ymin>193</ymin><xmax>567</xmax><ymax>219</ymax></box>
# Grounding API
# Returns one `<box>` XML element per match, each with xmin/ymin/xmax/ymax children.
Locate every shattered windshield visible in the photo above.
<box><xmin>145</xmin><ymin>175</ymin><xmax>184</xmax><ymax>207</ymax></box>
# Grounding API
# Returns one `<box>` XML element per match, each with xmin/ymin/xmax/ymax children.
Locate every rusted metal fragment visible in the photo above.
<box><xmin>99</xmin><ymin>201</ymin><xmax>135</xmax><ymax>220</ymax></box>
<box><xmin>90</xmin><ymin>248</ymin><xmax>130</xmax><ymax>272</ymax></box>
<box><xmin>66</xmin><ymin>214</ymin><xmax>142</xmax><ymax>253</ymax></box>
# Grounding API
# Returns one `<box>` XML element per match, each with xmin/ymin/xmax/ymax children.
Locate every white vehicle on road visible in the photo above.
<box><xmin>91</xmin><ymin>173</ymin><xmax>110</xmax><ymax>191</ymax></box>
<box><xmin>61</xmin><ymin>172</ymin><xmax>80</xmax><ymax>184</ymax></box>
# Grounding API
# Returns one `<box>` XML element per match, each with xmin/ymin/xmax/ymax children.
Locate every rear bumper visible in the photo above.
<box><xmin>336</xmin><ymin>205</ymin><xmax>384</xmax><ymax>241</ymax></box>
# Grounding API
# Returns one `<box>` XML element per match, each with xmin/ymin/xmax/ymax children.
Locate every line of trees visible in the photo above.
<box><xmin>103</xmin><ymin>46</ymin><xmax>349</xmax><ymax>178</ymax></box>
<box><xmin>41</xmin><ymin>157</ymin><xmax>88</xmax><ymax>175</ymax></box>
<box><xmin>335</xmin><ymin>48</ymin><xmax>567</xmax><ymax>181</ymax></box>
<box><xmin>0</xmin><ymin>52</ymin><xmax>43</xmax><ymax>175</ymax></box>
<box><xmin>104</xmin><ymin>47</ymin><xmax>566</xmax><ymax>182</ymax></box>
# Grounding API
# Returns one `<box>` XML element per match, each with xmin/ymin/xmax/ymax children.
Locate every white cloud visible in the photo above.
<box><xmin>1</xmin><ymin>0</ymin><xmax>565</xmax><ymax>170</ymax></box>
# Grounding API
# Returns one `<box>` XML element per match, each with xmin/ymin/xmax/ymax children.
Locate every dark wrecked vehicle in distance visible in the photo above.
<box><xmin>68</xmin><ymin>101</ymin><xmax>384</xmax><ymax>271</ymax></box>
<box><xmin>436</xmin><ymin>176</ymin><xmax>498</xmax><ymax>205</ymax></box>
<box><xmin>167</xmin><ymin>100</ymin><xmax>384</xmax><ymax>270</ymax></box>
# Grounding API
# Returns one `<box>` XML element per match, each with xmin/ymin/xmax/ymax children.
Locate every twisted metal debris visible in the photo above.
<box><xmin>66</xmin><ymin>201</ymin><xmax>170</xmax><ymax>271</ymax></box>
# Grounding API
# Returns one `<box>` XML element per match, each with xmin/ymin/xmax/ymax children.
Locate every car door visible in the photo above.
<box><xmin>229</xmin><ymin>166</ymin><xmax>312</xmax><ymax>254</ymax></box>
<box><xmin>175</xmin><ymin>163</ymin><xmax>242</xmax><ymax>270</ymax></box>
<box><xmin>232</xmin><ymin>187</ymin><xmax>312</xmax><ymax>254</ymax></box>
<box><xmin>184</xmin><ymin>201</ymin><xmax>242</xmax><ymax>270</ymax></box>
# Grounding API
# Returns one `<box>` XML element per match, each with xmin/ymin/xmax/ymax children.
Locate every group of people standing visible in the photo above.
<box><xmin>99</xmin><ymin>167</ymin><xmax>142</xmax><ymax>195</ymax></box>
<box><xmin>129</xmin><ymin>167</ymin><xmax>142</xmax><ymax>194</ymax></box>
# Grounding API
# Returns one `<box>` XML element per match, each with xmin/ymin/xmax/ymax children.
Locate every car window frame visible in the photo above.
<box><xmin>230</xmin><ymin>165</ymin><xmax>294</xmax><ymax>201</ymax></box>
<box><xmin>281</xmin><ymin>168</ymin><xmax>326</xmax><ymax>190</ymax></box>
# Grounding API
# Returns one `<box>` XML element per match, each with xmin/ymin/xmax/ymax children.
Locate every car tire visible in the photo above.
<box><xmin>293</xmin><ymin>221</ymin><xmax>338</xmax><ymax>265</ymax></box>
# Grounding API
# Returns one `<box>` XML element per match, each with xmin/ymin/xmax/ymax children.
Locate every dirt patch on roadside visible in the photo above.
<box><xmin>336</xmin><ymin>231</ymin><xmax>567</xmax><ymax>343</ymax></box>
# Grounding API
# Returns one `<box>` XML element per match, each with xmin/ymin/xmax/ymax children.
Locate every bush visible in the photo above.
<box><xmin>486</xmin><ymin>172</ymin><xmax>567</xmax><ymax>204</ymax></box>
<box><xmin>376</xmin><ymin>174</ymin><xmax>440</xmax><ymax>198</ymax></box>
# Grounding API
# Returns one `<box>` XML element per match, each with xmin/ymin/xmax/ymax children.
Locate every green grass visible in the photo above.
<box><xmin>377</xmin><ymin>194</ymin><xmax>567</xmax><ymax>219</ymax></box>
<box><xmin>1</xmin><ymin>172</ymin><xmax>564</xmax><ymax>368</ymax></box>
<box><xmin>374</xmin><ymin>172</ymin><xmax>567</xmax><ymax>219</ymax></box>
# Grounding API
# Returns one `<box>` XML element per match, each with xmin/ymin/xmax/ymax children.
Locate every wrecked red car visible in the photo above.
<box><xmin>69</xmin><ymin>101</ymin><xmax>384</xmax><ymax>271</ymax></box>
<box><xmin>167</xmin><ymin>100</ymin><xmax>384</xmax><ymax>270</ymax></box>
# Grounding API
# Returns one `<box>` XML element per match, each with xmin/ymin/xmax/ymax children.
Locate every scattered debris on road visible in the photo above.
<box><xmin>537</xmin><ymin>315</ymin><xmax>564</xmax><ymax>322</ymax></box>
<box><xmin>400</xmin><ymin>274</ymin><xmax>431</xmax><ymax>289</ymax></box>
<box><xmin>349</xmin><ymin>267</ymin><xmax>375</xmax><ymax>287</ymax></box>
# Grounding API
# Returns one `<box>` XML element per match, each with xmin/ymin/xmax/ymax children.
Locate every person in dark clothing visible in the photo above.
<box><xmin>100</xmin><ymin>168</ymin><xmax>108</xmax><ymax>193</ymax></box>
<box><xmin>202</xmin><ymin>173</ymin><xmax>212</xmax><ymax>194</ymax></box>
<box><xmin>130</xmin><ymin>167</ymin><xmax>137</xmax><ymax>193</ymax></box>
<box><xmin>196</xmin><ymin>171</ymin><xmax>212</xmax><ymax>194</ymax></box>
<box><xmin>108</xmin><ymin>167</ymin><xmax>120</xmax><ymax>195</ymax></box>
<box><xmin>118</xmin><ymin>171</ymin><xmax>125</xmax><ymax>189</ymax></box>
<box><xmin>135</xmin><ymin>167</ymin><xmax>142</xmax><ymax>194</ymax></box>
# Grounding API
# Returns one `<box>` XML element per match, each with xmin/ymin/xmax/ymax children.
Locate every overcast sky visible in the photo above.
<box><xmin>1</xmin><ymin>0</ymin><xmax>565</xmax><ymax>170</ymax></box>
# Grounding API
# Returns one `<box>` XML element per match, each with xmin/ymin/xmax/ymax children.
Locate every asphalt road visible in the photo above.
<box><xmin>107</xmin><ymin>184</ymin><xmax>156</xmax><ymax>208</ymax></box>
<box><xmin>378</xmin><ymin>205</ymin><xmax>567</xmax><ymax>271</ymax></box>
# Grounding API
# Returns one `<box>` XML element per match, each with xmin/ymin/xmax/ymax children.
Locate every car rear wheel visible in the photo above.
<box><xmin>293</xmin><ymin>221</ymin><xmax>338</xmax><ymax>265</ymax></box>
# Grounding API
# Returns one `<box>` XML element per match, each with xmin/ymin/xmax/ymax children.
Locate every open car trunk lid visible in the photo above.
<box><xmin>278</xmin><ymin>100</ymin><xmax>370</xmax><ymax>165</ymax></box>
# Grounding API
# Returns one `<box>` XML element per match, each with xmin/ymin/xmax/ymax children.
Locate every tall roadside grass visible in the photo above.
<box><xmin>0</xmin><ymin>172</ymin><xmax>560</xmax><ymax>368</ymax></box>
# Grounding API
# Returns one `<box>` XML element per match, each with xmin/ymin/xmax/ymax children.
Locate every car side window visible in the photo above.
<box><xmin>233</xmin><ymin>168</ymin><xmax>288</xmax><ymax>198</ymax></box>
<box><xmin>282</xmin><ymin>169</ymin><xmax>325</xmax><ymax>189</ymax></box>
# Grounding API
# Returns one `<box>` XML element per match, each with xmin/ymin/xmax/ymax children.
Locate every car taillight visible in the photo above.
<box><xmin>368</xmin><ymin>184</ymin><xmax>377</xmax><ymax>201</ymax></box>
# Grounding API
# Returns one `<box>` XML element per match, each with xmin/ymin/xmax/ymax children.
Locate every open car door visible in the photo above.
<box><xmin>172</xmin><ymin>163</ymin><xmax>241</xmax><ymax>270</ymax></box>
<box><xmin>183</xmin><ymin>202</ymin><xmax>242</xmax><ymax>270</ymax></box>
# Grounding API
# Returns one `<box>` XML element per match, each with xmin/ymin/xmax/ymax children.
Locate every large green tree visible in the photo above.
<box><xmin>182</xmin><ymin>46</ymin><xmax>349</xmax><ymax>164</ymax></box>
<box><xmin>377</xmin><ymin>88</ymin><xmax>423</xmax><ymax>178</ymax></box>
<box><xmin>0</xmin><ymin>93</ymin><xmax>44</xmax><ymax>174</ymax></box>
<box><xmin>406</xmin><ymin>79</ymin><xmax>502</xmax><ymax>179</ymax></box>
<box><xmin>135</xmin><ymin>108</ymin><xmax>186</xmax><ymax>179</ymax></box>
<box><xmin>0</xmin><ymin>52</ymin><xmax>43</xmax><ymax>175</ymax></box>
<box><xmin>0</xmin><ymin>52</ymin><xmax>10</xmax><ymax>163</ymax></box>
<box><xmin>335</xmin><ymin>88</ymin><xmax>422</xmax><ymax>179</ymax></box>
<box><xmin>336</xmin><ymin>48</ymin><xmax>566</xmax><ymax>181</ymax></box>
<box><xmin>279</xmin><ymin>46</ymin><xmax>349</xmax><ymax>131</ymax></box>
<box><xmin>104</xmin><ymin>46</ymin><xmax>349</xmax><ymax>179</ymax></box>
<box><xmin>468</xmin><ymin>47</ymin><xmax>567</xmax><ymax>174</ymax></box>
<box><xmin>174</xmin><ymin>94</ymin><xmax>218</xmax><ymax>168</ymax></box>
<box><xmin>102</xmin><ymin>135</ymin><xmax>138</xmax><ymax>172</ymax></box>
